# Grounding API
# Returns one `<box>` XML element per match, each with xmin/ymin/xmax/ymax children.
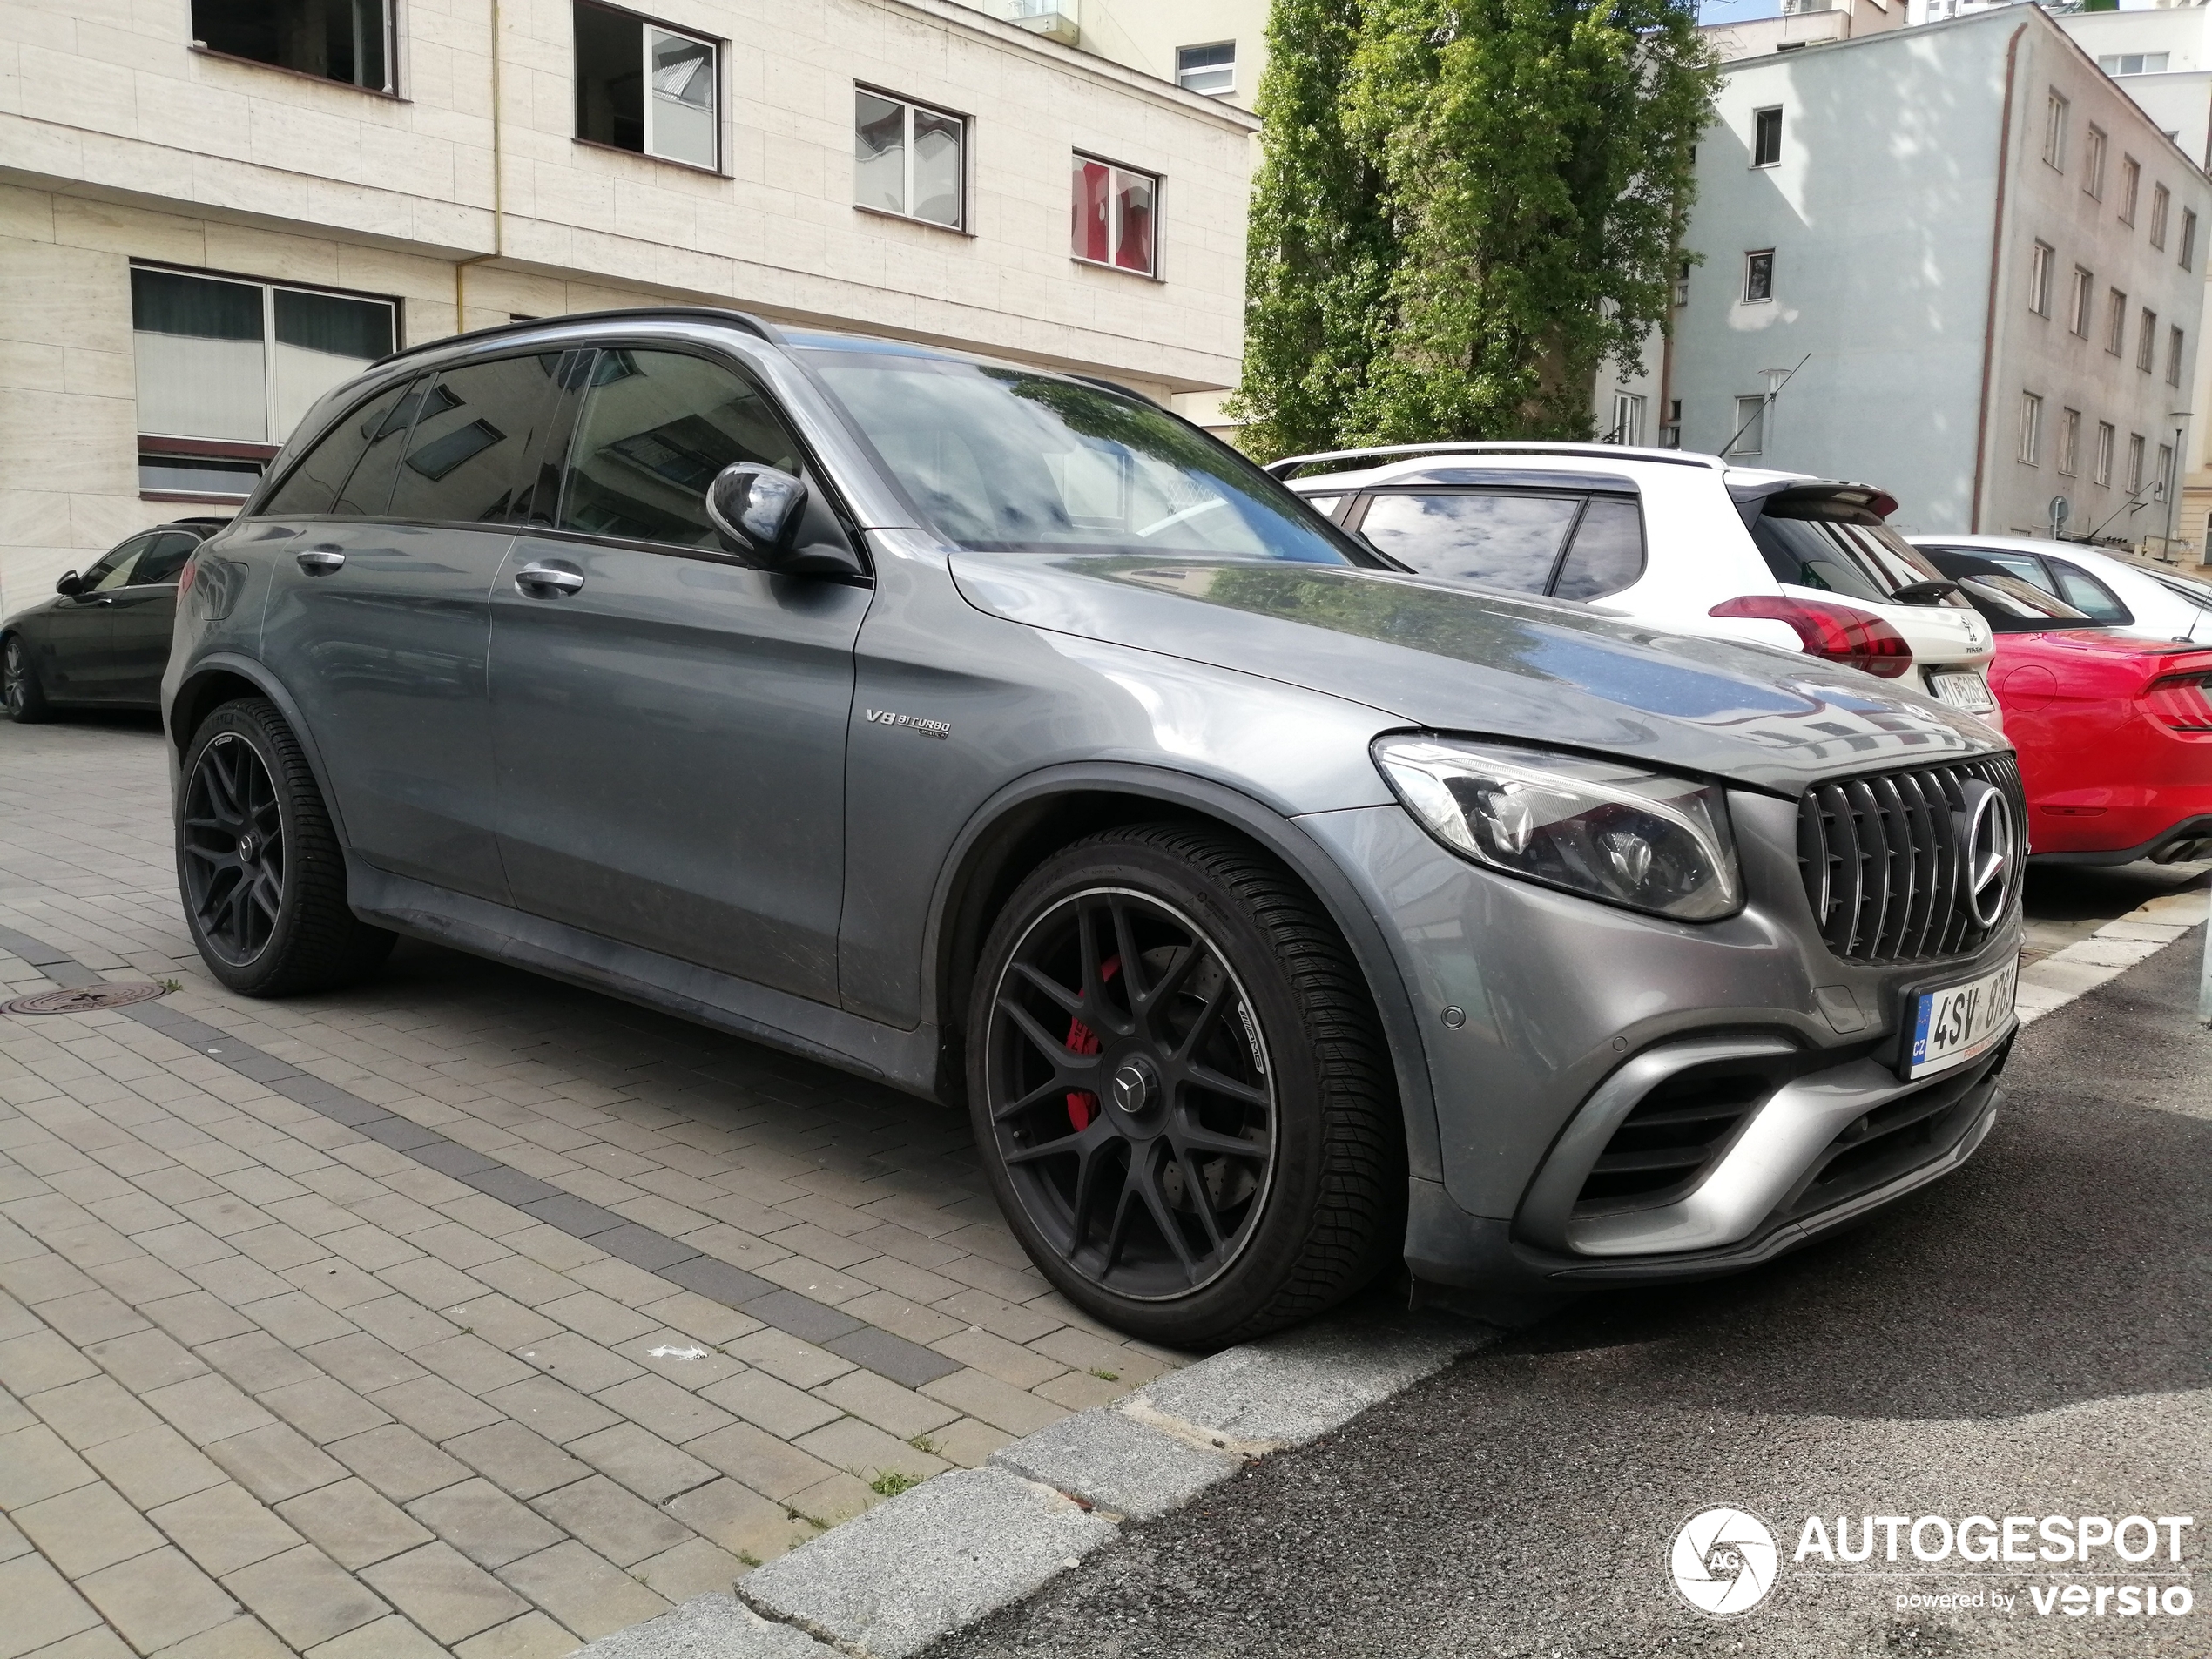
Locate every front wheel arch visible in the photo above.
<box><xmin>927</xmin><ymin>765</ymin><xmax>1442</xmax><ymax>1191</ymax></box>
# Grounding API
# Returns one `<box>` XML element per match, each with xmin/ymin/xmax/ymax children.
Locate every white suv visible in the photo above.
<box><xmin>1271</xmin><ymin>443</ymin><xmax>2000</xmax><ymax>722</ymax></box>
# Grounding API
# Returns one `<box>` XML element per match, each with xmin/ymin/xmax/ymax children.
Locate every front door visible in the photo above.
<box><xmin>106</xmin><ymin>529</ymin><xmax>202</xmax><ymax>705</ymax></box>
<box><xmin>489</xmin><ymin>345</ymin><xmax>870</xmax><ymax>1005</ymax></box>
<box><xmin>37</xmin><ymin>536</ymin><xmax>152</xmax><ymax>701</ymax></box>
<box><xmin>258</xmin><ymin>354</ymin><xmax>567</xmax><ymax>901</ymax></box>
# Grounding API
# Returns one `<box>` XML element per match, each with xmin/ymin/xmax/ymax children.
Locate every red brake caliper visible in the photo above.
<box><xmin>1064</xmin><ymin>956</ymin><xmax>1120</xmax><ymax>1131</ymax></box>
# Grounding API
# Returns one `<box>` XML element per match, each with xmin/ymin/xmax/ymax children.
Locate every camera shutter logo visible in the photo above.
<box><xmin>1670</xmin><ymin>1507</ymin><xmax>1779</xmax><ymax>1615</ymax></box>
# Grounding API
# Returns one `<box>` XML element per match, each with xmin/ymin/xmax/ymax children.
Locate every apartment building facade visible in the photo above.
<box><xmin>1662</xmin><ymin>5</ymin><xmax>2210</xmax><ymax>543</ymax></box>
<box><xmin>0</xmin><ymin>0</ymin><xmax>1258</xmax><ymax>620</ymax></box>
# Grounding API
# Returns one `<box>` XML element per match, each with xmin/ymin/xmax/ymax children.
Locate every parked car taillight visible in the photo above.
<box><xmin>1707</xmin><ymin>595</ymin><xmax>1915</xmax><ymax>679</ymax></box>
<box><xmin>176</xmin><ymin>554</ymin><xmax>199</xmax><ymax>601</ymax></box>
<box><xmin>2143</xmin><ymin>669</ymin><xmax>2212</xmax><ymax>733</ymax></box>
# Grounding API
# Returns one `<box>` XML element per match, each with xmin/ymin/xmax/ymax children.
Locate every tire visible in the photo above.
<box><xmin>966</xmin><ymin>824</ymin><xmax>1403</xmax><ymax>1349</ymax></box>
<box><xmin>178</xmin><ymin>698</ymin><xmax>394</xmax><ymax>995</ymax></box>
<box><xmin>3</xmin><ymin>633</ymin><xmax>52</xmax><ymax>723</ymax></box>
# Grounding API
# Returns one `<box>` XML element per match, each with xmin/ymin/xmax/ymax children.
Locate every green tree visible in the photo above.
<box><xmin>1226</xmin><ymin>0</ymin><xmax>1401</xmax><ymax>462</ymax></box>
<box><xmin>1234</xmin><ymin>0</ymin><xmax>1715</xmax><ymax>458</ymax></box>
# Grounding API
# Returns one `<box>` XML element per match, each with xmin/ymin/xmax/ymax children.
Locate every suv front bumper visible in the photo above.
<box><xmin>1297</xmin><ymin>788</ymin><xmax>2020</xmax><ymax>1295</ymax></box>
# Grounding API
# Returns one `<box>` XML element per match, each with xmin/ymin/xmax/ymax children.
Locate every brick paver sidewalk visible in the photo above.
<box><xmin>0</xmin><ymin>717</ymin><xmax>1178</xmax><ymax>1659</ymax></box>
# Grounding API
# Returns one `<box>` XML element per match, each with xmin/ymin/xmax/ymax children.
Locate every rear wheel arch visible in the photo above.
<box><xmin>170</xmin><ymin>659</ymin><xmax>352</xmax><ymax>850</ymax></box>
<box><xmin>927</xmin><ymin>765</ymin><xmax>1441</xmax><ymax>1185</ymax></box>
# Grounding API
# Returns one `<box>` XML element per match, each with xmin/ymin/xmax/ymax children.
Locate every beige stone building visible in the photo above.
<box><xmin>0</xmin><ymin>0</ymin><xmax>1258</xmax><ymax>620</ymax></box>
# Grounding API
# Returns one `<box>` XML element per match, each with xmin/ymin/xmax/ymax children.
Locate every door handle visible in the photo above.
<box><xmin>296</xmin><ymin>548</ymin><xmax>346</xmax><ymax>576</ymax></box>
<box><xmin>515</xmin><ymin>563</ymin><xmax>585</xmax><ymax>597</ymax></box>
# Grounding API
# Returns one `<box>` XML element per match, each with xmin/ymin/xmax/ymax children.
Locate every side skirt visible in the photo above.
<box><xmin>346</xmin><ymin>858</ymin><xmax>945</xmax><ymax>1101</ymax></box>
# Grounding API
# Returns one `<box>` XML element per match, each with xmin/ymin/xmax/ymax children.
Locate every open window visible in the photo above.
<box><xmin>574</xmin><ymin>0</ymin><xmax>718</xmax><ymax>170</ymax></box>
<box><xmin>191</xmin><ymin>0</ymin><xmax>392</xmax><ymax>92</ymax></box>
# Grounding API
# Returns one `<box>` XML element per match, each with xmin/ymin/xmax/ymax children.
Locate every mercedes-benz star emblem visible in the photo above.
<box><xmin>1958</xmin><ymin>781</ymin><xmax>2015</xmax><ymax>928</ymax></box>
<box><xmin>1110</xmin><ymin>1061</ymin><xmax>1150</xmax><ymax>1115</ymax></box>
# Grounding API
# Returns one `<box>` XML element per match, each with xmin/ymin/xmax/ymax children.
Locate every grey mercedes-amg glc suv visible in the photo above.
<box><xmin>163</xmin><ymin>308</ymin><xmax>2023</xmax><ymax>1348</ymax></box>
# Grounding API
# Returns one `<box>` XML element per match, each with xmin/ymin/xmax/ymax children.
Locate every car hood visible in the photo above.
<box><xmin>951</xmin><ymin>553</ymin><xmax>2006</xmax><ymax>794</ymax></box>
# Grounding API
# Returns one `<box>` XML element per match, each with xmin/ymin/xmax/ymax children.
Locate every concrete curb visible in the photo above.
<box><xmin>576</xmin><ymin>1312</ymin><xmax>1499</xmax><ymax>1659</ymax></box>
<box><xmin>2014</xmin><ymin>886</ymin><xmax>2207</xmax><ymax>1027</ymax></box>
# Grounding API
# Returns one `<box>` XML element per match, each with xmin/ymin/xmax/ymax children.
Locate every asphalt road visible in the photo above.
<box><xmin>927</xmin><ymin>924</ymin><xmax>2212</xmax><ymax>1659</ymax></box>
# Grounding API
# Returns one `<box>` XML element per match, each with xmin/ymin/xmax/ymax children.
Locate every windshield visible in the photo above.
<box><xmin>803</xmin><ymin>350</ymin><xmax>1360</xmax><ymax>563</ymax></box>
<box><xmin>1747</xmin><ymin>496</ymin><xmax>1959</xmax><ymax>605</ymax></box>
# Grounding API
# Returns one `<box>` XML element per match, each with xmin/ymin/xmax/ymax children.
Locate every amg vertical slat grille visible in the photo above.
<box><xmin>1797</xmin><ymin>755</ymin><xmax>2024</xmax><ymax>963</ymax></box>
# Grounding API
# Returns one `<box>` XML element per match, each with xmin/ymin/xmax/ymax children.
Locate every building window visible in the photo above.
<box><xmin>1662</xmin><ymin>398</ymin><xmax>1683</xmax><ymax>448</ymax></box>
<box><xmin>190</xmin><ymin>0</ymin><xmax>392</xmax><ymax>92</ymax></box>
<box><xmin>2028</xmin><ymin>242</ymin><xmax>2054</xmax><ymax>316</ymax></box>
<box><xmin>1608</xmin><ymin>392</ymin><xmax>1646</xmax><ymax>447</ymax></box>
<box><xmin>2169</xmin><ymin>325</ymin><xmax>2186</xmax><ymax>386</ymax></box>
<box><xmin>2139</xmin><ymin>307</ymin><xmax>2158</xmax><ymax>373</ymax></box>
<box><xmin>2059</xmin><ymin>408</ymin><xmax>2080</xmax><ymax>476</ymax></box>
<box><xmin>1072</xmin><ymin>155</ymin><xmax>1159</xmax><ymax>276</ymax></box>
<box><xmin>1176</xmin><ymin>42</ymin><xmax>1235</xmax><ymax>97</ymax></box>
<box><xmin>2094</xmin><ymin>421</ymin><xmax>2115</xmax><ymax>486</ymax></box>
<box><xmin>1673</xmin><ymin>259</ymin><xmax>1690</xmax><ymax>307</ymax></box>
<box><xmin>2019</xmin><ymin>392</ymin><xmax>2042</xmax><ymax>464</ymax></box>
<box><xmin>573</xmin><ymin>1</ymin><xmax>718</xmax><ymax>170</ymax></box>
<box><xmin>854</xmin><ymin>90</ymin><xmax>965</xmax><ymax>228</ymax></box>
<box><xmin>2159</xmin><ymin>442</ymin><xmax>2175</xmax><ymax>500</ymax></box>
<box><xmin>2069</xmin><ymin>266</ymin><xmax>2094</xmax><ymax>336</ymax></box>
<box><xmin>2043</xmin><ymin>91</ymin><xmax>2067</xmax><ymax>169</ymax></box>
<box><xmin>2098</xmin><ymin>52</ymin><xmax>2169</xmax><ymax>76</ymax></box>
<box><xmin>2121</xmin><ymin>156</ymin><xmax>2141</xmax><ymax>226</ymax></box>
<box><xmin>2127</xmin><ymin>432</ymin><xmax>2146</xmax><ymax>493</ymax></box>
<box><xmin>1730</xmin><ymin>394</ymin><xmax>1765</xmax><ymax>456</ymax></box>
<box><xmin>2151</xmin><ymin>184</ymin><xmax>2171</xmax><ymax>250</ymax></box>
<box><xmin>1743</xmin><ymin>249</ymin><xmax>1774</xmax><ymax>302</ymax></box>
<box><xmin>2184</xmin><ymin>210</ymin><xmax>2200</xmax><ymax>272</ymax></box>
<box><xmin>2084</xmin><ymin>125</ymin><xmax>2106</xmax><ymax>199</ymax></box>
<box><xmin>1752</xmin><ymin>105</ymin><xmax>1783</xmax><ymax>168</ymax></box>
<box><xmin>131</xmin><ymin>264</ymin><xmax>395</xmax><ymax>499</ymax></box>
<box><xmin>2107</xmin><ymin>289</ymin><xmax>2128</xmax><ymax>354</ymax></box>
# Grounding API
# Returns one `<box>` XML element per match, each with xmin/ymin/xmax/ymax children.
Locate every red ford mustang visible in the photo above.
<box><xmin>1926</xmin><ymin>551</ymin><xmax>2212</xmax><ymax>866</ymax></box>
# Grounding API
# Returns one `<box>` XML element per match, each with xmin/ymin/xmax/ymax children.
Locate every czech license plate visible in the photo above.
<box><xmin>1906</xmin><ymin>958</ymin><xmax>2017</xmax><ymax>1079</ymax></box>
<box><xmin>1926</xmin><ymin>670</ymin><xmax>1997</xmax><ymax>714</ymax></box>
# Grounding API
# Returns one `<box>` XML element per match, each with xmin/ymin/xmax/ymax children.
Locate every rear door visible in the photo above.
<box><xmin>258</xmin><ymin>355</ymin><xmax>565</xmax><ymax>901</ymax></box>
<box><xmin>488</xmin><ymin>343</ymin><xmax>870</xmax><ymax>1003</ymax></box>
<box><xmin>105</xmin><ymin>530</ymin><xmax>204</xmax><ymax>705</ymax></box>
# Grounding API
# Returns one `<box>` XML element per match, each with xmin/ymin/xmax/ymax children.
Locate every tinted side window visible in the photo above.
<box><xmin>261</xmin><ymin>380</ymin><xmax>415</xmax><ymax>517</ymax></box>
<box><xmin>1550</xmin><ymin>497</ymin><xmax>1643</xmax><ymax>600</ymax></box>
<box><xmin>560</xmin><ymin>349</ymin><xmax>806</xmax><ymax>549</ymax></box>
<box><xmin>131</xmin><ymin>532</ymin><xmax>204</xmax><ymax>586</ymax></box>
<box><xmin>84</xmin><ymin>537</ymin><xmax>156</xmax><ymax>592</ymax></box>
<box><xmin>1971</xmin><ymin>550</ymin><xmax>2056</xmax><ymax>593</ymax></box>
<box><xmin>2048</xmin><ymin>561</ymin><xmax>2133</xmax><ymax>624</ymax></box>
<box><xmin>388</xmin><ymin>355</ymin><xmax>563</xmax><ymax>525</ymax></box>
<box><xmin>336</xmin><ymin>378</ymin><xmax>434</xmax><ymax>517</ymax></box>
<box><xmin>1356</xmin><ymin>492</ymin><xmax>1581</xmax><ymax>593</ymax></box>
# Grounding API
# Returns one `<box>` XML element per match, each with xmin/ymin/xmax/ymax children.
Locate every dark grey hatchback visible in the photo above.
<box><xmin>164</xmin><ymin>308</ymin><xmax>2024</xmax><ymax>1347</ymax></box>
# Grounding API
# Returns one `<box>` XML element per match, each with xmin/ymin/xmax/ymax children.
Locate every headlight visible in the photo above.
<box><xmin>1372</xmin><ymin>736</ymin><xmax>1743</xmax><ymax>921</ymax></box>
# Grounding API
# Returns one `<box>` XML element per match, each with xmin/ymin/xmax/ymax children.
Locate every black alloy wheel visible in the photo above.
<box><xmin>988</xmin><ymin>886</ymin><xmax>1278</xmax><ymax>1301</ymax></box>
<box><xmin>969</xmin><ymin>825</ymin><xmax>1401</xmax><ymax>1348</ymax></box>
<box><xmin>177</xmin><ymin>698</ymin><xmax>393</xmax><ymax>995</ymax></box>
<box><xmin>3</xmin><ymin>634</ymin><xmax>51</xmax><ymax>723</ymax></box>
<box><xmin>182</xmin><ymin>730</ymin><xmax>287</xmax><ymax>966</ymax></box>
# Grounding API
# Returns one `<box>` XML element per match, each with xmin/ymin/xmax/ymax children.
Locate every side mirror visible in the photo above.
<box><xmin>705</xmin><ymin>463</ymin><xmax>867</xmax><ymax>580</ymax></box>
<box><xmin>706</xmin><ymin>464</ymin><xmax>807</xmax><ymax>559</ymax></box>
<box><xmin>54</xmin><ymin>571</ymin><xmax>82</xmax><ymax>597</ymax></box>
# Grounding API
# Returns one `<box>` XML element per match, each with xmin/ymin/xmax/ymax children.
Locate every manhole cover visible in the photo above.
<box><xmin>4</xmin><ymin>983</ymin><xmax>169</xmax><ymax>1015</ymax></box>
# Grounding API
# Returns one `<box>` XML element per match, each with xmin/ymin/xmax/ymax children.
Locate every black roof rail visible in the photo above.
<box><xmin>374</xmin><ymin>306</ymin><xmax>781</xmax><ymax>368</ymax></box>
